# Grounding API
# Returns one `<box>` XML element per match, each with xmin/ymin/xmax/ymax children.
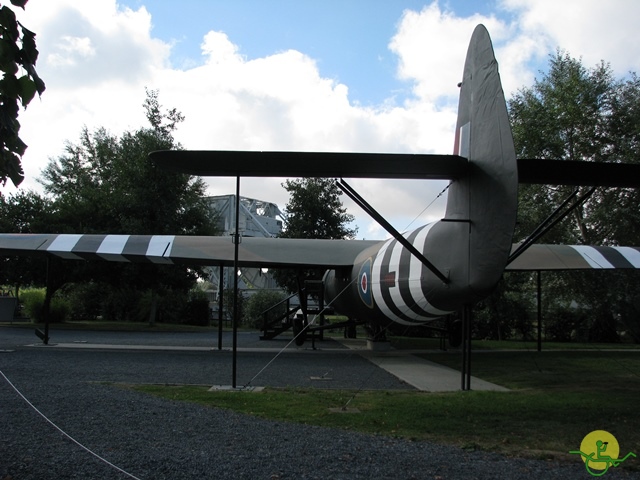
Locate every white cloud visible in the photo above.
<box><xmin>390</xmin><ymin>3</ymin><xmax>508</xmax><ymax>103</ymax></box>
<box><xmin>47</xmin><ymin>36</ymin><xmax>96</xmax><ymax>67</ymax></box>
<box><xmin>500</xmin><ymin>0</ymin><xmax>640</xmax><ymax>77</ymax></box>
<box><xmin>201</xmin><ymin>31</ymin><xmax>244</xmax><ymax>66</ymax></box>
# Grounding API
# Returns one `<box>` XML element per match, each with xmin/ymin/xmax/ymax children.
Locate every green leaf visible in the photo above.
<box><xmin>19</xmin><ymin>23</ymin><xmax>38</xmax><ymax>64</ymax></box>
<box><xmin>0</xmin><ymin>6</ymin><xmax>18</xmax><ymax>41</ymax></box>
<box><xmin>6</xmin><ymin>130</ymin><xmax>27</xmax><ymax>156</ymax></box>
<box><xmin>0</xmin><ymin>38</ymin><xmax>17</xmax><ymax>64</ymax></box>
<box><xmin>17</xmin><ymin>74</ymin><xmax>36</xmax><ymax>107</ymax></box>
<box><xmin>0</xmin><ymin>150</ymin><xmax>24</xmax><ymax>187</ymax></box>
<box><xmin>22</xmin><ymin>62</ymin><xmax>45</xmax><ymax>95</ymax></box>
<box><xmin>0</xmin><ymin>74</ymin><xmax>20</xmax><ymax>99</ymax></box>
<box><xmin>10</xmin><ymin>0</ymin><xmax>29</xmax><ymax>9</ymax></box>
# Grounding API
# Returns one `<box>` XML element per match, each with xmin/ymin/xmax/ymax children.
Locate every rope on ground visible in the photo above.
<box><xmin>0</xmin><ymin>369</ymin><xmax>143</xmax><ymax>480</ymax></box>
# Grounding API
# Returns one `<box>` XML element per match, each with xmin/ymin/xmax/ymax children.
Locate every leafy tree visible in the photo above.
<box><xmin>35</xmin><ymin>90</ymin><xmax>218</xmax><ymax>322</ymax></box>
<box><xmin>279</xmin><ymin>178</ymin><xmax>357</xmax><ymax>240</ymax></box>
<box><xmin>274</xmin><ymin>177</ymin><xmax>357</xmax><ymax>293</ymax></box>
<box><xmin>510</xmin><ymin>51</ymin><xmax>616</xmax><ymax>244</ymax></box>
<box><xmin>507</xmin><ymin>51</ymin><xmax>640</xmax><ymax>342</ymax></box>
<box><xmin>0</xmin><ymin>189</ymin><xmax>52</xmax><ymax>295</ymax></box>
<box><xmin>473</xmin><ymin>272</ymin><xmax>534</xmax><ymax>341</ymax></box>
<box><xmin>0</xmin><ymin>0</ymin><xmax>45</xmax><ymax>187</ymax></box>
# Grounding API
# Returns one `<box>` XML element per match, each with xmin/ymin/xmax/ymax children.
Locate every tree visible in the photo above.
<box><xmin>35</xmin><ymin>90</ymin><xmax>218</xmax><ymax>322</ymax></box>
<box><xmin>0</xmin><ymin>189</ymin><xmax>52</xmax><ymax>295</ymax></box>
<box><xmin>0</xmin><ymin>0</ymin><xmax>45</xmax><ymax>187</ymax></box>
<box><xmin>279</xmin><ymin>178</ymin><xmax>357</xmax><ymax>240</ymax></box>
<box><xmin>274</xmin><ymin>177</ymin><xmax>356</xmax><ymax>294</ymax></box>
<box><xmin>510</xmin><ymin>51</ymin><xmax>616</xmax><ymax>244</ymax></box>
<box><xmin>507</xmin><ymin>51</ymin><xmax>640</xmax><ymax>342</ymax></box>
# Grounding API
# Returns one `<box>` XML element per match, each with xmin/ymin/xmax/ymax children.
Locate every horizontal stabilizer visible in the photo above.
<box><xmin>506</xmin><ymin>244</ymin><xmax>640</xmax><ymax>270</ymax></box>
<box><xmin>518</xmin><ymin>159</ymin><xmax>640</xmax><ymax>188</ymax></box>
<box><xmin>150</xmin><ymin>150</ymin><xmax>468</xmax><ymax>180</ymax></box>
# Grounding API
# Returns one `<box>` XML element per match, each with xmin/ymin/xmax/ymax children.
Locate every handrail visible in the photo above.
<box><xmin>261</xmin><ymin>291</ymin><xmax>302</xmax><ymax>338</ymax></box>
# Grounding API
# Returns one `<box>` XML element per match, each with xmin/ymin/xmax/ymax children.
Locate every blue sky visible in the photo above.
<box><xmin>126</xmin><ymin>0</ymin><xmax>514</xmax><ymax>106</ymax></box>
<box><xmin>129</xmin><ymin>1</ymin><xmax>435</xmax><ymax>105</ymax></box>
<box><xmin>11</xmin><ymin>0</ymin><xmax>640</xmax><ymax>238</ymax></box>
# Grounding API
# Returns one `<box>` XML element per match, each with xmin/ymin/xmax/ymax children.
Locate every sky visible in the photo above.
<box><xmin>7</xmin><ymin>0</ymin><xmax>640</xmax><ymax>239</ymax></box>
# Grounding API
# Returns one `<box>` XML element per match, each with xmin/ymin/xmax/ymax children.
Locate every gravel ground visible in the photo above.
<box><xmin>0</xmin><ymin>327</ymin><xmax>636</xmax><ymax>479</ymax></box>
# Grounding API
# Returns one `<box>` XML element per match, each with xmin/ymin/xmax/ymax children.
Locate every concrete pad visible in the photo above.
<box><xmin>360</xmin><ymin>352</ymin><xmax>509</xmax><ymax>392</ymax></box>
<box><xmin>337</xmin><ymin>337</ymin><xmax>508</xmax><ymax>392</ymax></box>
<box><xmin>208</xmin><ymin>385</ymin><xmax>264</xmax><ymax>392</ymax></box>
<box><xmin>27</xmin><ymin>343</ymin><xmax>215</xmax><ymax>352</ymax></box>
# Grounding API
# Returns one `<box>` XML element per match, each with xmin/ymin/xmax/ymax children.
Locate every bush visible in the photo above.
<box><xmin>19</xmin><ymin>287</ymin><xmax>70</xmax><ymax>323</ymax></box>
<box><xmin>243</xmin><ymin>290</ymin><xmax>287</xmax><ymax>329</ymax></box>
<box><xmin>183</xmin><ymin>299</ymin><xmax>210</xmax><ymax>326</ymax></box>
<box><xmin>544</xmin><ymin>306</ymin><xmax>586</xmax><ymax>342</ymax></box>
<box><xmin>62</xmin><ymin>282</ymin><xmax>104</xmax><ymax>320</ymax></box>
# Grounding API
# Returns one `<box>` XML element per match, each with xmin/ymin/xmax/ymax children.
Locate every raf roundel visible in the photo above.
<box><xmin>358</xmin><ymin>257</ymin><xmax>374</xmax><ymax>309</ymax></box>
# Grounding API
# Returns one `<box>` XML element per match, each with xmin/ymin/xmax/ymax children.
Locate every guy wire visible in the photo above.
<box><xmin>243</xmin><ymin>276</ymin><xmax>359</xmax><ymax>388</ymax></box>
<box><xmin>404</xmin><ymin>182</ymin><xmax>451</xmax><ymax>231</ymax></box>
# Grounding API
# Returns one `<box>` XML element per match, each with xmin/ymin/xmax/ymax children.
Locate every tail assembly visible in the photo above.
<box><xmin>326</xmin><ymin>25</ymin><xmax>518</xmax><ymax>324</ymax></box>
<box><xmin>428</xmin><ymin>24</ymin><xmax>518</xmax><ymax>309</ymax></box>
<box><xmin>149</xmin><ymin>24</ymin><xmax>519</xmax><ymax>326</ymax></box>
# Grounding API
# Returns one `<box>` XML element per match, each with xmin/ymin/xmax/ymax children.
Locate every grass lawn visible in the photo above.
<box><xmin>128</xmin><ymin>348</ymin><xmax>640</xmax><ymax>469</ymax></box>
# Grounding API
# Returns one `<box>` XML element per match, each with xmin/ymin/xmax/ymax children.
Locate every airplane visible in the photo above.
<box><xmin>0</xmin><ymin>25</ymin><xmax>639</xmax><ymax>388</ymax></box>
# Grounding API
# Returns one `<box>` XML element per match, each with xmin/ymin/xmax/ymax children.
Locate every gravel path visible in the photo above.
<box><xmin>0</xmin><ymin>327</ymin><xmax>636</xmax><ymax>479</ymax></box>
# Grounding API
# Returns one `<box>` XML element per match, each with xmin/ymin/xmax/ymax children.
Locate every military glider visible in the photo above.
<box><xmin>1</xmin><ymin>25</ymin><xmax>639</xmax><ymax>350</ymax></box>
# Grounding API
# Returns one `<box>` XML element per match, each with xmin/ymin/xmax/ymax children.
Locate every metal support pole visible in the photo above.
<box><xmin>460</xmin><ymin>304</ymin><xmax>472</xmax><ymax>391</ymax></box>
<box><xmin>42</xmin><ymin>256</ymin><xmax>52</xmax><ymax>345</ymax></box>
<box><xmin>218</xmin><ymin>264</ymin><xmax>223</xmax><ymax>350</ymax></box>
<box><xmin>232</xmin><ymin>177</ymin><xmax>240</xmax><ymax>388</ymax></box>
<box><xmin>537</xmin><ymin>270</ymin><xmax>542</xmax><ymax>352</ymax></box>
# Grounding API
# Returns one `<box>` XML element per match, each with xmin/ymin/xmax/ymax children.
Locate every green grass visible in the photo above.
<box><xmin>127</xmin><ymin>350</ymin><xmax>640</xmax><ymax>467</ymax></box>
<box><xmin>389</xmin><ymin>335</ymin><xmax>640</xmax><ymax>350</ymax></box>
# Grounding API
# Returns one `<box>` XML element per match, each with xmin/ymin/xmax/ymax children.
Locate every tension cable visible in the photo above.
<box><xmin>403</xmin><ymin>181</ymin><xmax>452</xmax><ymax>232</ymax></box>
<box><xmin>243</xmin><ymin>276</ymin><xmax>359</xmax><ymax>388</ymax></box>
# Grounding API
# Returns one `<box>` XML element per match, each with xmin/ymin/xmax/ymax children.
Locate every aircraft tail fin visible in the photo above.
<box><xmin>427</xmin><ymin>25</ymin><xmax>518</xmax><ymax>308</ymax></box>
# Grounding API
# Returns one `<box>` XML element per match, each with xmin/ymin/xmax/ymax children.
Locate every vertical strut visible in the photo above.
<box><xmin>461</xmin><ymin>304</ymin><xmax>472</xmax><ymax>391</ymax></box>
<box><xmin>232</xmin><ymin>177</ymin><xmax>240</xmax><ymax>389</ymax></box>
<box><xmin>218</xmin><ymin>264</ymin><xmax>224</xmax><ymax>350</ymax></box>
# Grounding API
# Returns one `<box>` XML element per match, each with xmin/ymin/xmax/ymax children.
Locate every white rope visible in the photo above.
<box><xmin>0</xmin><ymin>369</ymin><xmax>143</xmax><ymax>480</ymax></box>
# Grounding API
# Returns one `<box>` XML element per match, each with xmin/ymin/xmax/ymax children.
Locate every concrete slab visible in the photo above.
<box><xmin>338</xmin><ymin>338</ymin><xmax>509</xmax><ymax>392</ymax></box>
<box><xmin>208</xmin><ymin>385</ymin><xmax>265</xmax><ymax>392</ymax></box>
<box><xmin>359</xmin><ymin>352</ymin><xmax>509</xmax><ymax>392</ymax></box>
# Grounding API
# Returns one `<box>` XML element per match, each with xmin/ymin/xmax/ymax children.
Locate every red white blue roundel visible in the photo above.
<box><xmin>358</xmin><ymin>257</ymin><xmax>374</xmax><ymax>309</ymax></box>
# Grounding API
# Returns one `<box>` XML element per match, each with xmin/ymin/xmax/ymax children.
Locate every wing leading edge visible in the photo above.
<box><xmin>0</xmin><ymin>233</ymin><xmax>380</xmax><ymax>269</ymax></box>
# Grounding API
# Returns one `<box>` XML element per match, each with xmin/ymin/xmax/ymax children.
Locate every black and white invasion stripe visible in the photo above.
<box><xmin>46</xmin><ymin>234</ymin><xmax>175</xmax><ymax>264</ymax></box>
<box><xmin>571</xmin><ymin>245</ymin><xmax>640</xmax><ymax>269</ymax></box>
<box><xmin>371</xmin><ymin>223</ymin><xmax>452</xmax><ymax>325</ymax></box>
